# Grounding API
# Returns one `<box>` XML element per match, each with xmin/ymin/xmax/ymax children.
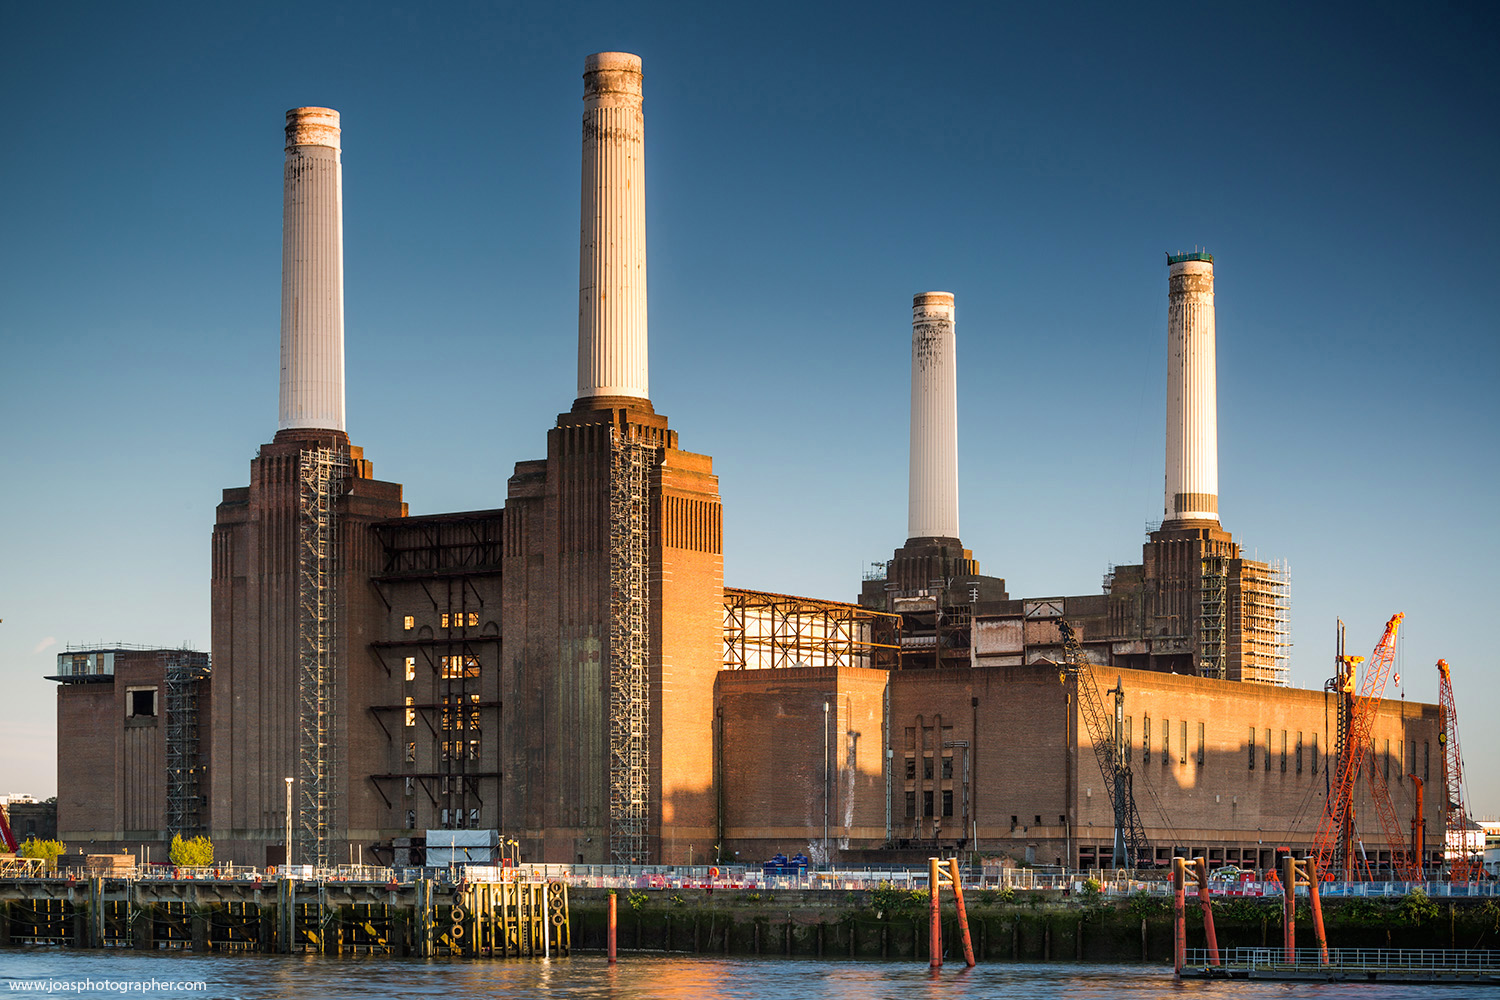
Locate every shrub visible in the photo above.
<box><xmin>626</xmin><ymin>890</ymin><xmax>648</xmax><ymax>913</ymax></box>
<box><xmin>19</xmin><ymin>838</ymin><xmax>65</xmax><ymax>868</ymax></box>
<box><xmin>1398</xmin><ymin>887</ymin><xmax>1439</xmax><ymax>926</ymax></box>
<box><xmin>169</xmin><ymin>834</ymin><xmax>214</xmax><ymax>867</ymax></box>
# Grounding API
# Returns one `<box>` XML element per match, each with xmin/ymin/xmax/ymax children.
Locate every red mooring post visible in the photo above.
<box><xmin>928</xmin><ymin>857</ymin><xmax>943</xmax><ymax>968</ymax></box>
<box><xmin>1171</xmin><ymin>857</ymin><xmax>1186</xmax><ymax>978</ymax></box>
<box><xmin>1194</xmin><ymin>857</ymin><xmax>1219</xmax><ymax>966</ymax></box>
<box><xmin>607</xmin><ymin>890</ymin><xmax>617</xmax><ymax>963</ymax></box>
<box><xmin>1306</xmin><ymin>858</ymin><xmax>1328</xmax><ymax>966</ymax></box>
<box><xmin>1281</xmin><ymin>854</ymin><xmax>1296</xmax><ymax>963</ymax></box>
<box><xmin>947</xmin><ymin>858</ymin><xmax>976</xmax><ymax>967</ymax></box>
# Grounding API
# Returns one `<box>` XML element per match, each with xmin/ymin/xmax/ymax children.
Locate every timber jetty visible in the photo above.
<box><xmin>0</xmin><ymin>874</ymin><xmax>569</xmax><ymax>956</ymax></box>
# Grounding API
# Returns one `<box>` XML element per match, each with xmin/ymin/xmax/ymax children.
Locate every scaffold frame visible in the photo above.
<box><xmin>722</xmin><ymin>589</ymin><xmax>902</xmax><ymax>671</ymax></box>
<box><xmin>608</xmin><ymin>429</ymin><xmax>650</xmax><ymax>864</ymax></box>
<box><xmin>1199</xmin><ymin>554</ymin><xmax>1228</xmax><ymax>679</ymax></box>
<box><xmin>164</xmin><ymin>650</ymin><xmax>209</xmax><ymax>836</ymax></box>
<box><xmin>298</xmin><ymin>446</ymin><xmax>346</xmax><ymax>867</ymax></box>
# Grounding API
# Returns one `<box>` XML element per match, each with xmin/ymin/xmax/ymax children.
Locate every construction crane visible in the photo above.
<box><xmin>1058</xmin><ymin>619</ymin><xmax>1150</xmax><ymax>869</ymax></box>
<box><xmin>1311</xmin><ymin>614</ymin><xmax>1419</xmax><ymax>880</ymax></box>
<box><xmin>0</xmin><ymin>803</ymin><xmax>18</xmax><ymax>854</ymax></box>
<box><xmin>1436</xmin><ymin>659</ymin><xmax>1479</xmax><ymax>881</ymax></box>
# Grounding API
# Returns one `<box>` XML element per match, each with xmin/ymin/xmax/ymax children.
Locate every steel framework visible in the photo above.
<box><xmin>1311</xmin><ymin>613</ymin><xmax>1418</xmax><ymax>880</ymax></box>
<box><xmin>164</xmin><ymin>649</ymin><xmax>210</xmax><ymax>836</ymax></box>
<box><xmin>298</xmin><ymin>446</ymin><xmax>346</xmax><ymax>867</ymax></box>
<box><xmin>1059</xmin><ymin>619</ymin><xmax>1149</xmax><ymax>867</ymax></box>
<box><xmin>608</xmin><ymin>429</ymin><xmax>650</xmax><ymax>864</ymax></box>
<box><xmin>1437</xmin><ymin>659</ymin><xmax>1479</xmax><ymax>881</ymax></box>
<box><xmin>1198</xmin><ymin>554</ymin><xmax>1228</xmax><ymax>679</ymax></box>
<box><xmin>722</xmin><ymin>589</ymin><xmax>902</xmax><ymax>671</ymax></box>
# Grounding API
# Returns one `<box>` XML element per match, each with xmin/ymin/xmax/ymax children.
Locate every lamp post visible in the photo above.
<box><xmin>284</xmin><ymin>777</ymin><xmax>293</xmax><ymax>869</ymax></box>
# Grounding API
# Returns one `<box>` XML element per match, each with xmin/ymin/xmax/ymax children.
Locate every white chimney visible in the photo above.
<box><xmin>278</xmin><ymin>107</ymin><xmax>345</xmax><ymax>432</ymax></box>
<box><xmin>577</xmin><ymin>52</ymin><xmax>649</xmax><ymax>404</ymax></box>
<box><xmin>1164</xmin><ymin>254</ymin><xmax>1218</xmax><ymax>523</ymax></box>
<box><xmin>908</xmin><ymin>292</ymin><xmax>960</xmax><ymax>540</ymax></box>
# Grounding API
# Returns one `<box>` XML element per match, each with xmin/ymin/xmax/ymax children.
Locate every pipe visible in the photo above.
<box><xmin>1281</xmin><ymin>853</ymin><xmax>1296</xmax><ymax>962</ymax></box>
<box><xmin>948</xmin><ymin>858</ymin><xmax>976</xmax><ymax>967</ymax></box>
<box><xmin>1172</xmin><ymin>857</ymin><xmax>1186</xmax><ymax>978</ymax></box>
<box><xmin>608</xmin><ymin>890</ymin><xmax>617</xmax><ymax>963</ymax></box>
<box><xmin>1306</xmin><ymin>857</ymin><xmax>1328</xmax><ymax>965</ymax></box>
<box><xmin>928</xmin><ymin>856</ymin><xmax>943</xmax><ymax>968</ymax></box>
<box><xmin>1195</xmin><ymin>856</ymin><xmax>1219</xmax><ymax>966</ymax></box>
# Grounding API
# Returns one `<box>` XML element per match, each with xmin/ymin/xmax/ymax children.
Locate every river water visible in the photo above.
<box><xmin>0</xmin><ymin>951</ymin><xmax>1484</xmax><ymax>999</ymax></box>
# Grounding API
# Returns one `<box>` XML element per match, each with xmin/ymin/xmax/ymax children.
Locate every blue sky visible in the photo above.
<box><xmin>2</xmin><ymin>2</ymin><xmax>1497</xmax><ymax>819</ymax></box>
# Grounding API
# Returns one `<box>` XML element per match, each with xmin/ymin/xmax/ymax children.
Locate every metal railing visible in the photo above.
<box><xmin>1188</xmin><ymin>946</ymin><xmax>1500</xmax><ymax>973</ymax></box>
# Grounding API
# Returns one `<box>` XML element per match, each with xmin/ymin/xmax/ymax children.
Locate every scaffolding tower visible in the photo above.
<box><xmin>164</xmin><ymin>650</ymin><xmax>210</xmax><ymax>837</ymax></box>
<box><xmin>298</xmin><ymin>446</ymin><xmax>346</xmax><ymax>867</ymax></box>
<box><xmin>1198</xmin><ymin>554</ymin><xmax>1228</xmax><ymax>679</ymax></box>
<box><xmin>608</xmin><ymin>429</ymin><xmax>651</xmax><ymax>864</ymax></box>
<box><xmin>1240</xmin><ymin>559</ymin><xmax>1291</xmax><ymax>685</ymax></box>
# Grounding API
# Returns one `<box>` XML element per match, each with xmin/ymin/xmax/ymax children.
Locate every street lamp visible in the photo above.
<box><xmin>284</xmin><ymin>777</ymin><xmax>293</xmax><ymax>870</ymax></box>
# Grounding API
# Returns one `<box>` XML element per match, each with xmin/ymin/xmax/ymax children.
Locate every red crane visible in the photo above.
<box><xmin>0</xmin><ymin>804</ymin><xmax>18</xmax><ymax>854</ymax></box>
<box><xmin>1437</xmin><ymin>659</ymin><xmax>1479</xmax><ymax>881</ymax></box>
<box><xmin>1311</xmin><ymin>614</ymin><xmax>1419</xmax><ymax>880</ymax></box>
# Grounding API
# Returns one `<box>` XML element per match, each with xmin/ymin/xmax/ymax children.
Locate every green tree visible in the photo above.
<box><xmin>19</xmin><ymin>838</ymin><xmax>65</xmax><ymax>869</ymax></box>
<box><xmin>169</xmin><ymin>834</ymin><xmax>214</xmax><ymax>867</ymax></box>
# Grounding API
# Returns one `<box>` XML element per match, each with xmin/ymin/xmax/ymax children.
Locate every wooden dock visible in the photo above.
<box><xmin>0</xmin><ymin>876</ymin><xmax>569</xmax><ymax>957</ymax></box>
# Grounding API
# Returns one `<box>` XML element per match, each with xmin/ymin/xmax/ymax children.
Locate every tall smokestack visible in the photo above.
<box><xmin>1163</xmin><ymin>253</ymin><xmax>1218</xmax><ymax>524</ymax></box>
<box><xmin>278</xmin><ymin>107</ymin><xmax>345</xmax><ymax>432</ymax></box>
<box><xmin>908</xmin><ymin>292</ymin><xmax>959</xmax><ymax>541</ymax></box>
<box><xmin>577</xmin><ymin>52</ymin><xmax>648</xmax><ymax>407</ymax></box>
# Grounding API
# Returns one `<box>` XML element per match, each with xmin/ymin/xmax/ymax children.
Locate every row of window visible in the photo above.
<box><xmin>404</xmin><ymin>693</ymin><xmax>482</xmax><ymax>727</ymax></box>
<box><xmin>403</xmin><ymin>807</ymin><xmax>481</xmax><ymax>829</ymax></box>
<box><xmin>401</xmin><ymin>612</ymin><xmax>481</xmax><ymax>631</ymax></box>
<box><xmin>904</xmin><ymin>754</ymin><xmax>955</xmax><ymax>781</ymax></box>
<box><xmin>905</xmin><ymin>789</ymin><xmax>955</xmax><ymax>818</ymax></box>
<box><xmin>403</xmin><ymin>655</ymin><xmax>482</xmax><ymax>681</ymax></box>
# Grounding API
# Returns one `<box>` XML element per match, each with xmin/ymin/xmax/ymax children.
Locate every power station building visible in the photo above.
<box><xmin>53</xmin><ymin>53</ymin><xmax>1444</xmax><ymax>874</ymax></box>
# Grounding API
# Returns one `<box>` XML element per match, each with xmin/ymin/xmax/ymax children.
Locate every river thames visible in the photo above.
<box><xmin>0</xmin><ymin>952</ymin><xmax>1488</xmax><ymax>999</ymax></box>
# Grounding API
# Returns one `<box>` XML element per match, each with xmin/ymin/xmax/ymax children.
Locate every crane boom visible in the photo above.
<box><xmin>1437</xmin><ymin>659</ymin><xmax>1478</xmax><ymax>881</ymax></box>
<box><xmin>1058</xmin><ymin>619</ymin><xmax>1150</xmax><ymax>868</ymax></box>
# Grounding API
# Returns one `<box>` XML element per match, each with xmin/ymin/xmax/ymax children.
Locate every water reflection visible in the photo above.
<box><xmin>0</xmin><ymin>951</ymin><xmax>1475</xmax><ymax>999</ymax></box>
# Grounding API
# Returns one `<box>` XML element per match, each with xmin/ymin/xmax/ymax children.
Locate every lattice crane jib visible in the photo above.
<box><xmin>608</xmin><ymin>428</ymin><xmax>651</xmax><ymax>864</ymax></box>
<box><xmin>297</xmin><ymin>446</ymin><xmax>347</xmax><ymax>868</ymax></box>
<box><xmin>1437</xmin><ymin>659</ymin><xmax>1478</xmax><ymax>881</ymax></box>
<box><xmin>1058</xmin><ymin>620</ymin><xmax>1149</xmax><ymax>868</ymax></box>
<box><xmin>1310</xmin><ymin>613</ymin><xmax>1404</xmax><ymax>880</ymax></box>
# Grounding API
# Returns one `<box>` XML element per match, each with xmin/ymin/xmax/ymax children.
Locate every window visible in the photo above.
<box><xmin>1180</xmin><ymin>720</ymin><xmax>1188</xmax><ymax>765</ymax></box>
<box><xmin>942</xmin><ymin>790</ymin><xmax>954</xmax><ymax>817</ymax></box>
<box><xmin>404</xmin><ymin>657</ymin><xmax>416</xmax><ymax>682</ymax></box>
<box><xmin>1162</xmin><ymin>719</ymin><xmax>1170</xmax><ymax>764</ymax></box>
<box><xmin>1264</xmin><ymin>729</ymin><xmax>1271</xmax><ymax>771</ymax></box>
<box><xmin>1124</xmin><ymin>717</ymin><xmax>1133</xmax><ymax>763</ymax></box>
<box><xmin>406</xmin><ymin>810</ymin><xmax>415</xmax><ymax>830</ymax></box>
<box><xmin>1197</xmin><ymin>722</ymin><xmax>1205</xmax><ymax>765</ymax></box>
<box><xmin>941</xmin><ymin>755</ymin><xmax>953</xmax><ymax>780</ymax></box>
<box><xmin>1312</xmin><ymin>733</ymin><xmax>1319</xmax><ymax>774</ymax></box>
<box><xmin>469</xmin><ymin>807</ymin><xmax>480</xmax><ymax>826</ymax></box>
<box><xmin>405</xmin><ymin>696</ymin><xmax>415</xmax><ymax>727</ymax></box>
<box><xmin>905</xmin><ymin>791</ymin><xmax>916</xmax><ymax>818</ymax></box>
<box><xmin>1397</xmin><ymin>741</ymin><xmax>1404</xmax><ymax>781</ymax></box>
<box><xmin>1407</xmin><ymin>740</ymin><xmax>1416</xmax><ymax>775</ymax></box>
<box><xmin>1281</xmin><ymin>731</ymin><xmax>1287</xmax><ymax>772</ymax></box>
<box><xmin>403</xmin><ymin>615</ymin><xmax>415</xmax><ymax>631</ymax></box>
<box><xmin>405</xmin><ymin>741</ymin><xmax>416</xmax><ymax>763</ymax></box>
<box><xmin>1384</xmin><ymin>739</ymin><xmax>1391</xmax><ymax>781</ymax></box>
<box><xmin>441</xmin><ymin>655</ymin><xmax>481</xmax><ymax>679</ymax></box>
<box><xmin>441</xmin><ymin>613</ymin><xmax>450</xmax><ymax>629</ymax></box>
<box><xmin>1248</xmin><ymin>727</ymin><xmax>1256</xmax><ymax>770</ymax></box>
<box><xmin>1143</xmin><ymin>715</ymin><xmax>1151</xmax><ymax>764</ymax></box>
<box><xmin>923</xmin><ymin>757</ymin><xmax>934</xmax><ymax>780</ymax></box>
<box><xmin>923</xmin><ymin>791</ymin><xmax>934</xmax><ymax>817</ymax></box>
<box><xmin>126</xmin><ymin>687</ymin><xmax>158</xmax><ymax>718</ymax></box>
<box><xmin>1424</xmin><ymin>742</ymin><xmax>1429</xmax><ymax>780</ymax></box>
<box><xmin>404</xmin><ymin>776</ymin><xmax>414</xmax><ymax>797</ymax></box>
<box><xmin>1296</xmin><ymin>733</ymin><xmax>1303</xmax><ymax>774</ymax></box>
<box><xmin>905</xmin><ymin>756</ymin><xmax>916</xmax><ymax>780</ymax></box>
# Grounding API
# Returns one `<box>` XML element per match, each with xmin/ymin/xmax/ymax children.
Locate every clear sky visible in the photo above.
<box><xmin>3</xmin><ymin>2</ymin><xmax>1497</xmax><ymax>821</ymax></box>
